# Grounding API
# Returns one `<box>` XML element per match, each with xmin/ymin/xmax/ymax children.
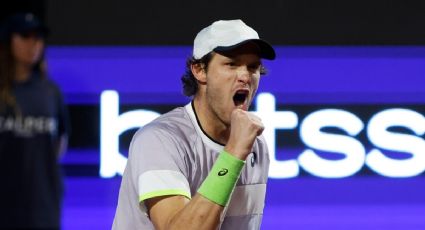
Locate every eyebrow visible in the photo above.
<box><xmin>221</xmin><ymin>54</ymin><xmax>261</xmax><ymax>63</ymax></box>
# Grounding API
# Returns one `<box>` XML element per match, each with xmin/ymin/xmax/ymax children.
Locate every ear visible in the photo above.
<box><xmin>191</xmin><ymin>63</ymin><xmax>207</xmax><ymax>84</ymax></box>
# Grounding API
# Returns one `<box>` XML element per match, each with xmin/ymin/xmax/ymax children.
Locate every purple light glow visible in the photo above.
<box><xmin>52</xmin><ymin>46</ymin><xmax>425</xmax><ymax>229</ymax></box>
<box><xmin>62</xmin><ymin>177</ymin><xmax>425</xmax><ymax>229</ymax></box>
<box><xmin>46</xmin><ymin>46</ymin><xmax>425</xmax><ymax>104</ymax></box>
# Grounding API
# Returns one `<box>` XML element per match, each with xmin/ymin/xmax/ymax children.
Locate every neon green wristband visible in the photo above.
<box><xmin>198</xmin><ymin>150</ymin><xmax>245</xmax><ymax>206</ymax></box>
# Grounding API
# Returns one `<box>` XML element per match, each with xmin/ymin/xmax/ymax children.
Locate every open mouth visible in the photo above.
<box><xmin>233</xmin><ymin>90</ymin><xmax>249</xmax><ymax>107</ymax></box>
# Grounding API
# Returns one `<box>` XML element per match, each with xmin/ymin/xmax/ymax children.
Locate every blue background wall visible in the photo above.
<box><xmin>46</xmin><ymin>46</ymin><xmax>425</xmax><ymax>229</ymax></box>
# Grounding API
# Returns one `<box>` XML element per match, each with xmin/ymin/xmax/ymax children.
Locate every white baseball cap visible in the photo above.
<box><xmin>193</xmin><ymin>19</ymin><xmax>276</xmax><ymax>60</ymax></box>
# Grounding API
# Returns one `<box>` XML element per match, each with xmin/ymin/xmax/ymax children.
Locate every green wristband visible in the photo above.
<box><xmin>198</xmin><ymin>150</ymin><xmax>245</xmax><ymax>206</ymax></box>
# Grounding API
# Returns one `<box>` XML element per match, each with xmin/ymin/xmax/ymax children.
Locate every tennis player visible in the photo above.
<box><xmin>113</xmin><ymin>19</ymin><xmax>276</xmax><ymax>230</ymax></box>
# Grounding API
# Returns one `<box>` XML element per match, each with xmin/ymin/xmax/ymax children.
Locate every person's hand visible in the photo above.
<box><xmin>224</xmin><ymin>109</ymin><xmax>264</xmax><ymax>160</ymax></box>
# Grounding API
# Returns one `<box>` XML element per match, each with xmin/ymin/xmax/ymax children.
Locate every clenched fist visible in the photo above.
<box><xmin>224</xmin><ymin>109</ymin><xmax>264</xmax><ymax>160</ymax></box>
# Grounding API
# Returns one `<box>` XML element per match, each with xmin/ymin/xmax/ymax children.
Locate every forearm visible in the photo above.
<box><xmin>165</xmin><ymin>194</ymin><xmax>223</xmax><ymax>230</ymax></box>
<box><xmin>147</xmin><ymin>193</ymin><xmax>224</xmax><ymax>230</ymax></box>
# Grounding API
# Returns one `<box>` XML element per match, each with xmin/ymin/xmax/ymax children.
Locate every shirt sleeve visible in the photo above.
<box><xmin>128</xmin><ymin>124</ymin><xmax>191</xmax><ymax>203</ymax></box>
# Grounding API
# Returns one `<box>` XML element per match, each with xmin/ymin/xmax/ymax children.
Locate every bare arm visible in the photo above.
<box><xmin>146</xmin><ymin>194</ymin><xmax>223</xmax><ymax>230</ymax></box>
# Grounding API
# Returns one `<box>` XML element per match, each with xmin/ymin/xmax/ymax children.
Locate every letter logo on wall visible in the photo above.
<box><xmin>100</xmin><ymin>91</ymin><xmax>160</xmax><ymax>178</ymax></box>
<box><xmin>100</xmin><ymin>90</ymin><xmax>425</xmax><ymax>178</ymax></box>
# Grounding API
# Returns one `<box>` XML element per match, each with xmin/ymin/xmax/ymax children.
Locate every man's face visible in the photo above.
<box><xmin>202</xmin><ymin>43</ymin><xmax>262</xmax><ymax>126</ymax></box>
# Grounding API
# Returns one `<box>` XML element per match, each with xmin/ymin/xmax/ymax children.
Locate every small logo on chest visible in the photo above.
<box><xmin>250</xmin><ymin>152</ymin><xmax>257</xmax><ymax>167</ymax></box>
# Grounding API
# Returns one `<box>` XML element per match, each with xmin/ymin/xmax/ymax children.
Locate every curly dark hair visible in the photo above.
<box><xmin>181</xmin><ymin>52</ymin><xmax>268</xmax><ymax>97</ymax></box>
<box><xmin>181</xmin><ymin>53</ymin><xmax>213</xmax><ymax>97</ymax></box>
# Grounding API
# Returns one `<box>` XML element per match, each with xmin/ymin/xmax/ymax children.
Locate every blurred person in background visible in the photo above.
<box><xmin>0</xmin><ymin>12</ymin><xmax>69</xmax><ymax>230</ymax></box>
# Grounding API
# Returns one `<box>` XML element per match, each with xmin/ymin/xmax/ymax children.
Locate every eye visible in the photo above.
<box><xmin>225</xmin><ymin>62</ymin><xmax>237</xmax><ymax>67</ymax></box>
<box><xmin>248</xmin><ymin>64</ymin><xmax>261</xmax><ymax>72</ymax></box>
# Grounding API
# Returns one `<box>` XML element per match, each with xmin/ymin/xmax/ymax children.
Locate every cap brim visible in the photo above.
<box><xmin>214</xmin><ymin>39</ymin><xmax>276</xmax><ymax>60</ymax></box>
<box><xmin>15</xmin><ymin>25</ymin><xmax>49</xmax><ymax>37</ymax></box>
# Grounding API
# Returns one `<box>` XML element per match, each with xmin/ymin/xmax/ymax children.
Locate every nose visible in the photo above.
<box><xmin>236</xmin><ymin>66</ymin><xmax>251</xmax><ymax>84</ymax></box>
